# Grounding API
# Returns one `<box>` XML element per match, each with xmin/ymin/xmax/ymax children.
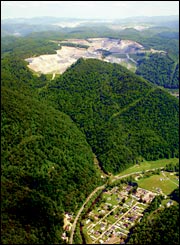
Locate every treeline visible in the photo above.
<box><xmin>1</xmin><ymin>36</ymin><xmax>58</xmax><ymax>59</ymax></box>
<box><xmin>165</xmin><ymin>162</ymin><xmax>179</xmax><ymax>173</ymax></box>
<box><xmin>144</xmin><ymin>195</ymin><xmax>164</xmax><ymax>213</ymax></box>
<box><xmin>137</xmin><ymin>36</ymin><xmax>179</xmax><ymax>61</ymax></box>
<box><xmin>126</xmin><ymin>204</ymin><xmax>179</xmax><ymax>244</ymax></box>
<box><xmin>169</xmin><ymin>188</ymin><xmax>179</xmax><ymax>203</ymax></box>
<box><xmin>1</xmin><ymin>55</ymin><xmax>39</xmax><ymax>91</ymax></box>
<box><xmin>136</xmin><ymin>53</ymin><xmax>179</xmax><ymax>88</ymax></box>
<box><xmin>60</xmin><ymin>42</ymin><xmax>89</xmax><ymax>49</ymax></box>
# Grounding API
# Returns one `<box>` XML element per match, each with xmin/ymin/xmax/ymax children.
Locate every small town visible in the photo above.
<box><xmin>61</xmin><ymin>166</ymin><xmax>178</xmax><ymax>244</ymax></box>
<box><xmin>82</xmin><ymin>185</ymin><xmax>157</xmax><ymax>244</ymax></box>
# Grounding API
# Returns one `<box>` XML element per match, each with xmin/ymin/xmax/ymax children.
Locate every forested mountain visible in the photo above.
<box><xmin>1</xmin><ymin>60</ymin><xmax>102</xmax><ymax>244</ymax></box>
<box><xmin>1</xmin><ymin>36</ymin><xmax>58</xmax><ymax>59</ymax></box>
<box><xmin>127</xmin><ymin>204</ymin><xmax>179</xmax><ymax>244</ymax></box>
<box><xmin>41</xmin><ymin>58</ymin><xmax>179</xmax><ymax>174</ymax></box>
<box><xmin>1</xmin><ymin>39</ymin><xmax>179</xmax><ymax>243</ymax></box>
<box><xmin>136</xmin><ymin>53</ymin><xmax>179</xmax><ymax>88</ymax></box>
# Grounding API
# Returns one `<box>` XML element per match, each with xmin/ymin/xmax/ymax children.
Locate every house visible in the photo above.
<box><xmin>61</xmin><ymin>232</ymin><xmax>68</xmax><ymax>242</ymax></box>
<box><xmin>105</xmin><ymin>231</ymin><xmax>111</xmax><ymax>236</ymax></box>
<box><xmin>95</xmin><ymin>215</ymin><xmax>99</xmax><ymax>220</ymax></box>
<box><xmin>86</xmin><ymin>219</ymin><xmax>91</xmax><ymax>224</ymax></box>
<box><xmin>167</xmin><ymin>200</ymin><xmax>173</xmax><ymax>207</ymax></box>
<box><xmin>88</xmin><ymin>211</ymin><xmax>93</xmax><ymax>216</ymax></box>
<box><xmin>65</xmin><ymin>225</ymin><xmax>71</xmax><ymax>231</ymax></box>
<box><xmin>99</xmin><ymin>239</ymin><xmax>104</xmax><ymax>244</ymax></box>
<box><xmin>100</xmin><ymin>210</ymin><xmax>106</xmax><ymax>214</ymax></box>
<box><xmin>126</xmin><ymin>186</ymin><xmax>132</xmax><ymax>191</ymax></box>
<box><xmin>129</xmin><ymin>216</ymin><xmax>137</xmax><ymax>222</ymax></box>
<box><xmin>61</xmin><ymin>232</ymin><xmax>66</xmax><ymax>239</ymax></box>
<box><xmin>105</xmin><ymin>202</ymin><xmax>112</xmax><ymax>206</ymax></box>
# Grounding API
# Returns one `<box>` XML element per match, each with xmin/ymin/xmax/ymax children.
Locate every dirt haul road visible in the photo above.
<box><xmin>25</xmin><ymin>38</ymin><xmax>145</xmax><ymax>74</ymax></box>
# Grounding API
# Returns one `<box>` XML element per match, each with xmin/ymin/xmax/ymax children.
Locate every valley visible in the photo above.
<box><xmin>2</xmin><ymin>55</ymin><xmax>179</xmax><ymax>245</ymax></box>
<box><xmin>63</xmin><ymin>158</ymin><xmax>179</xmax><ymax>244</ymax></box>
<box><xmin>1</xmin><ymin>12</ymin><xmax>179</xmax><ymax>244</ymax></box>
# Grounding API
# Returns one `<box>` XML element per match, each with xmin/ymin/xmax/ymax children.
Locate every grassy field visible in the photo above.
<box><xmin>164</xmin><ymin>171</ymin><xmax>179</xmax><ymax>185</ymax></box>
<box><xmin>137</xmin><ymin>171</ymin><xmax>178</xmax><ymax>195</ymax></box>
<box><xmin>114</xmin><ymin>158</ymin><xmax>179</xmax><ymax>178</ymax></box>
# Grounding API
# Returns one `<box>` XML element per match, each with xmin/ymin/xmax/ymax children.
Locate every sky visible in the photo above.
<box><xmin>1</xmin><ymin>1</ymin><xmax>179</xmax><ymax>20</ymax></box>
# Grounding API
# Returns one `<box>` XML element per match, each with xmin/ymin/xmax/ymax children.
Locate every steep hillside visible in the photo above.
<box><xmin>1</xmin><ymin>55</ymin><xmax>179</xmax><ymax>244</ymax></box>
<box><xmin>127</xmin><ymin>204</ymin><xmax>179</xmax><ymax>244</ymax></box>
<box><xmin>1</xmin><ymin>86</ymin><xmax>102</xmax><ymax>244</ymax></box>
<box><xmin>136</xmin><ymin>53</ymin><xmax>179</xmax><ymax>88</ymax></box>
<box><xmin>42</xmin><ymin>58</ymin><xmax>179</xmax><ymax>174</ymax></box>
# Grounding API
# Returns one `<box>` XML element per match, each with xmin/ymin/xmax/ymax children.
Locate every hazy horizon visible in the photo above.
<box><xmin>2</xmin><ymin>14</ymin><xmax>179</xmax><ymax>21</ymax></box>
<box><xmin>1</xmin><ymin>1</ymin><xmax>179</xmax><ymax>20</ymax></box>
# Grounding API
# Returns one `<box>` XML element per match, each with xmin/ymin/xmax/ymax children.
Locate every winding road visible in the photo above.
<box><xmin>69</xmin><ymin>185</ymin><xmax>105</xmax><ymax>244</ymax></box>
<box><xmin>69</xmin><ymin>167</ymin><xmax>165</xmax><ymax>244</ymax></box>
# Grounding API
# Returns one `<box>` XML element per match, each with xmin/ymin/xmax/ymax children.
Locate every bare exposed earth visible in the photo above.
<box><xmin>25</xmin><ymin>38</ymin><xmax>156</xmax><ymax>74</ymax></box>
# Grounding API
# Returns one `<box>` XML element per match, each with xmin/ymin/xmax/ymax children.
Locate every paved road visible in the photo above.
<box><xmin>69</xmin><ymin>166</ymin><xmax>164</xmax><ymax>244</ymax></box>
<box><xmin>93</xmin><ymin>202</ymin><xmax>137</xmax><ymax>244</ymax></box>
<box><xmin>112</xmin><ymin>167</ymin><xmax>164</xmax><ymax>182</ymax></box>
<box><xmin>69</xmin><ymin>185</ymin><xmax>105</xmax><ymax>244</ymax></box>
<box><xmin>88</xmin><ymin>205</ymin><xmax>119</xmax><ymax>232</ymax></box>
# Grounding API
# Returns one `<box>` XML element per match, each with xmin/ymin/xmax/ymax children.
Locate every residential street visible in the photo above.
<box><xmin>69</xmin><ymin>166</ymin><xmax>165</xmax><ymax>244</ymax></box>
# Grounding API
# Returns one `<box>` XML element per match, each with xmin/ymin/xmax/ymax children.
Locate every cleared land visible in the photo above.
<box><xmin>69</xmin><ymin>158</ymin><xmax>179</xmax><ymax>244</ymax></box>
<box><xmin>81</xmin><ymin>170</ymin><xmax>178</xmax><ymax>244</ymax></box>
<box><xmin>137</xmin><ymin>171</ymin><xmax>179</xmax><ymax>195</ymax></box>
<box><xmin>113</xmin><ymin>158</ymin><xmax>179</xmax><ymax>178</ymax></box>
<box><xmin>82</xmin><ymin>184</ymin><xmax>156</xmax><ymax>244</ymax></box>
<box><xmin>25</xmin><ymin>38</ymin><xmax>163</xmax><ymax>74</ymax></box>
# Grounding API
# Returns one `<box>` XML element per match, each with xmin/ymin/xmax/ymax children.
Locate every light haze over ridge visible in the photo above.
<box><xmin>1</xmin><ymin>1</ymin><xmax>179</xmax><ymax>20</ymax></box>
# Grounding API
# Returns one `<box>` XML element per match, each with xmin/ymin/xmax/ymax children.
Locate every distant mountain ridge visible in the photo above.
<box><xmin>1</xmin><ymin>15</ymin><xmax>178</xmax><ymax>37</ymax></box>
<box><xmin>2</xmin><ymin>15</ymin><xmax>178</xmax><ymax>23</ymax></box>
